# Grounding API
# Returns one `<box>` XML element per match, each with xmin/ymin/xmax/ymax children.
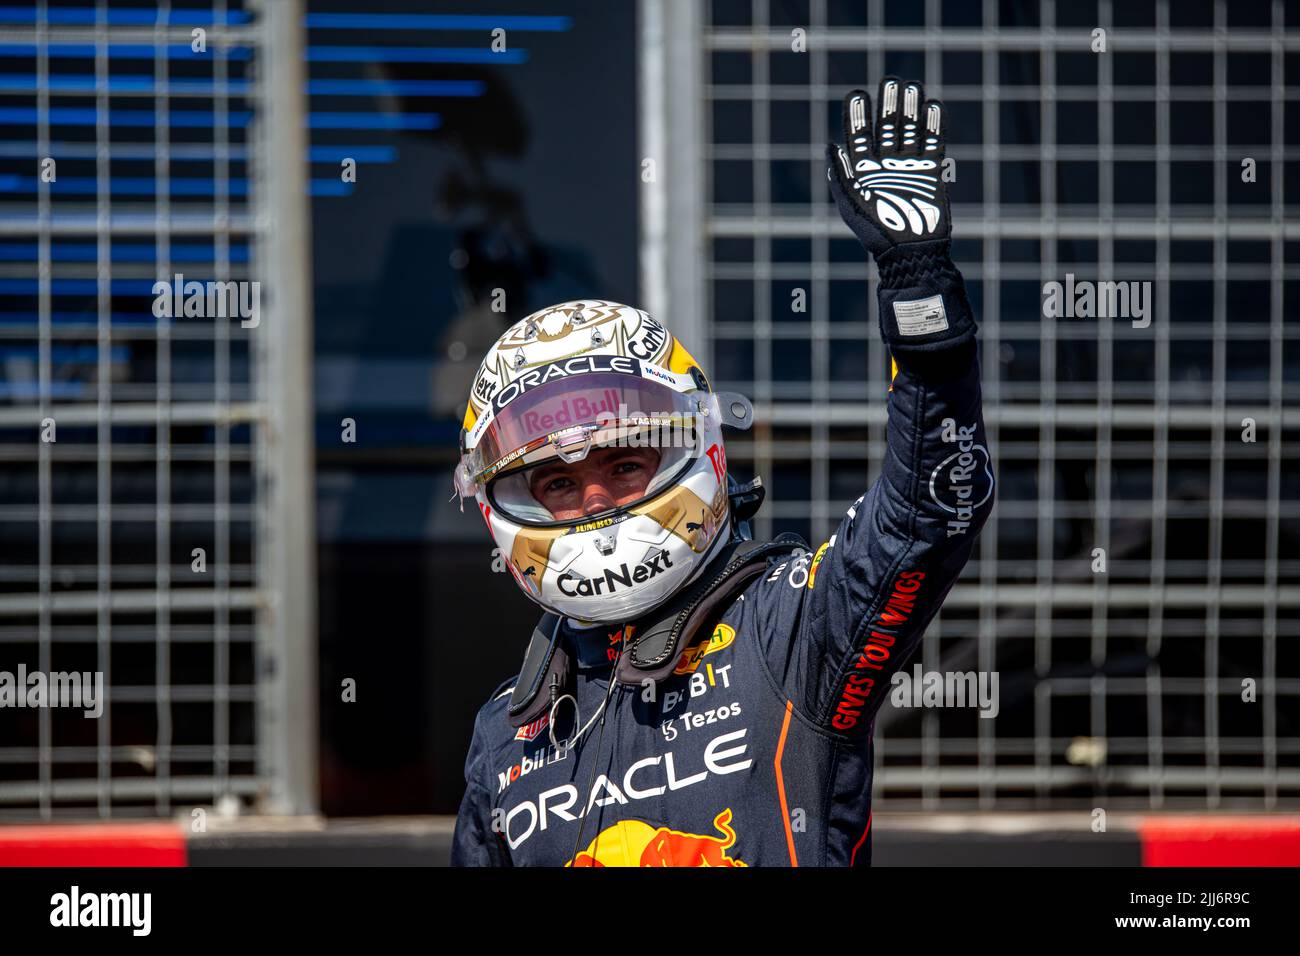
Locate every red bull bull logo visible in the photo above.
<box><xmin>567</xmin><ymin>808</ymin><xmax>747</xmax><ymax>867</ymax></box>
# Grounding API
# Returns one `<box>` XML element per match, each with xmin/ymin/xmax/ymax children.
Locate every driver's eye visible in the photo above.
<box><xmin>542</xmin><ymin>475</ymin><xmax>575</xmax><ymax>495</ymax></box>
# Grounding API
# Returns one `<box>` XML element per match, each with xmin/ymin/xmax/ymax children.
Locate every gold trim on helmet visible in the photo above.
<box><xmin>633</xmin><ymin>482</ymin><xmax>728</xmax><ymax>553</ymax></box>
<box><xmin>504</xmin><ymin>478</ymin><xmax>728</xmax><ymax>585</ymax></box>
<box><xmin>508</xmin><ymin>525</ymin><xmax>571</xmax><ymax>587</ymax></box>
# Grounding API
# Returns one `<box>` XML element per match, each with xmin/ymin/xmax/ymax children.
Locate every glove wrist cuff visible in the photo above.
<box><xmin>875</xmin><ymin>239</ymin><xmax>959</xmax><ymax>290</ymax></box>
<box><xmin>874</xmin><ymin>238</ymin><xmax>977</xmax><ymax>353</ymax></box>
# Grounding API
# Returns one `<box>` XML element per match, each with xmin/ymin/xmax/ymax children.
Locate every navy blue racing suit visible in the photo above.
<box><xmin>451</xmin><ymin>244</ymin><xmax>992</xmax><ymax>867</ymax></box>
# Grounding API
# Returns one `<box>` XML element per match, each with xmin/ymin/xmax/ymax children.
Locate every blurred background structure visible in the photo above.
<box><xmin>0</xmin><ymin>0</ymin><xmax>315</xmax><ymax>819</ymax></box>
<box><xmin>0</xmin><ymin>0</ymin><xmax>1297</xmax><ymax>864</ymax></box>
<box><xmin>681</xmin><ymin>0</ymin><xmax>1300</xmax><ymax>815</ymax></box>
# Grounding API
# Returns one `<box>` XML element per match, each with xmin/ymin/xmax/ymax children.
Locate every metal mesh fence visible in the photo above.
<box><xmin>0</xmin><ymin>0</ymin><xmax>312</xmax><ymax>820</ymax></box>
<box><xmin>676</xmin><ymin>0</ymin><xmax>1300</xmax><ymax>809</ymax></box>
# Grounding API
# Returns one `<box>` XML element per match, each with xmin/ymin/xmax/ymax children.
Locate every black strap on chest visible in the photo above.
<box><xmin>506</xmin><ymin>532</ymin><xmax>809</xmax><ymax>729</ymax></box>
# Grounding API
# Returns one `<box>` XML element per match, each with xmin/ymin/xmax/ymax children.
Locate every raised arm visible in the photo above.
<box><xmin>764</xmin><ymin>79</ymin><xmax>994</xmax><ymax>733</ymax></box>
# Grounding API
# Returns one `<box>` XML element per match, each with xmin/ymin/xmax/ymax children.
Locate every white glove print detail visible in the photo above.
<box><xmin>924</xmin><ymin>104</ymin><xmax>941</xmax><ymax>152</ymax></box>
<box><xmin>844</xmin><ymin>157</ymin><xmax>942</xmax><ymax>236</ymax></box>
<box><xmin>827</xmin><ymin>77</ymin><xmax>952</xmax><ymax>252</ymax></box>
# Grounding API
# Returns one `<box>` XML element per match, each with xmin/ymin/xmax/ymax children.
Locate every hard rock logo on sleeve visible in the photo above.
<box><xmin>931</xmin><ymin>418</ymin><xmax>993</xmax><ymax>537</ymax></box>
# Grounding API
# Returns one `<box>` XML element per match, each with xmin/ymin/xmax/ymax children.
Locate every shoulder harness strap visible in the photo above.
<box><xmin>506</xmin><ymin>612</ymin><xmax>566</xmax><ymax>728</ymax></box>
<box><xmin>613</xmin><ymin>533</ymin><xmax>807</xmax><ymax>685</ymax></box>
<box><xmin>505</xmin><ymin>533</ymin><xmax>808</xmax><ymax>729</ymax></box>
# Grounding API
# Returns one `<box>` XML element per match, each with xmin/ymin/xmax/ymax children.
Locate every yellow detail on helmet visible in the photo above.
<box><xmin>667</xmin><ymin>337</ymin><xmax>708</xmax><ymax>390</ymax></box>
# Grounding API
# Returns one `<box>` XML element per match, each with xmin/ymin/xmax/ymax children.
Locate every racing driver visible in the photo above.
<box><xmin>450</xmin><ymin>79</ymin><xmax>993</xmax><ymax>866</ymax></box>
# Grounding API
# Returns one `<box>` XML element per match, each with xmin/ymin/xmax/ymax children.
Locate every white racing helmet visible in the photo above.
<box><xmin>453</xmin><ymin>300</ymin><xmax>752</xmax><ymax>624</ymax></box>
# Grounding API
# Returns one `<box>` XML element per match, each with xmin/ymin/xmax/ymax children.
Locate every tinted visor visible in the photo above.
<box><xmin>466</xmin><ymin>371</ymin><xmax>707</xmax><ymax>525</ymax></box>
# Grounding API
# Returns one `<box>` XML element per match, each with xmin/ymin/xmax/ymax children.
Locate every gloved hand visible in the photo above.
<box><xmin>826</xmin><ymin>77</ymin><xmax>950</xmax><ymax>254</ymax></box>
<box><xmin>827</xmin><ymin>77</ymin><xmax>975</xmax><ymax>353</ymax></box>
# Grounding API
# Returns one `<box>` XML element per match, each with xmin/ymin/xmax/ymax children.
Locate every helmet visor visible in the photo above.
<box><xmin>461</xmin><ymin>369</ymin><xmax>710</xmax><ymax>525</ymax></box>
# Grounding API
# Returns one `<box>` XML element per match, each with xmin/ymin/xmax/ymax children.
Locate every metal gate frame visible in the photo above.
<box><xmin>639</xmin><ymin>0</ymin><xmax>1299</xmax><ymax>810</ymax></box>
<box><xmin>0</xmin><ymin>0</ymin><xmax>315</xmax><ymax>819</ymax></box>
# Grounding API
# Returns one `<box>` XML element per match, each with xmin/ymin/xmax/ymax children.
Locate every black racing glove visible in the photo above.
<box><xmin>826</xmin><ymin>77</ymin><xmax>976</xmax><ymax>353</ymax></box>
